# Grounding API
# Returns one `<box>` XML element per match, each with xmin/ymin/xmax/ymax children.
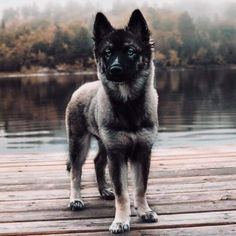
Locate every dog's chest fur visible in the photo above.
<box><xmin>109</xmin><ymin>96</ymin><xmax>152</xmax><ymax>132</ymax></box>
<box><xmin>84</xmin><ymin>79</ymin><xmax>158</xmax><ymax>154</ymax></box>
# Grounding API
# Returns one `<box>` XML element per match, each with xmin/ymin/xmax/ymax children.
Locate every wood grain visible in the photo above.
<box><xmin>0</xmin><ymin>147</ymin><xmax>236</xmax><ymax>235</ymax></box>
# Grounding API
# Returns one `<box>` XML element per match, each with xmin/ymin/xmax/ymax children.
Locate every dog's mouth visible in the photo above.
<box><xmin>107</xmin><ymin>76</ymin><xmax>126</xmax><ymax>83</ymax></box>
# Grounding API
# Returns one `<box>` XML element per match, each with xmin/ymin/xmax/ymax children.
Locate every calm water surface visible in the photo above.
<box><xmin>0</xmin><ymin>67</ymin><xmax>236</xmax><ymax>154</ymax></box>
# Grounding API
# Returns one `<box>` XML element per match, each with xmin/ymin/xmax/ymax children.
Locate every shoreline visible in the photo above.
<box><xmin>0</xmin><ymin>71</ymin><xmax>97</xmax><ymax>79</ymax></box>
<box><xmin>156</xmin><ymin>64</ymin><xmax>236</xmax><ymax>71</ymax></box>
<box><xmin>0</xmin><ymin>64</ymin><xmax>236</xmax><ymax>79</ymax></box>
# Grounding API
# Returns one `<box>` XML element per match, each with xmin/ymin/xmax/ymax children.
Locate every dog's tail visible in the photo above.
<box><xmin>66</xmin><ymin>159</ymin><xmax>71</xmax><ymax>172</ymax></box>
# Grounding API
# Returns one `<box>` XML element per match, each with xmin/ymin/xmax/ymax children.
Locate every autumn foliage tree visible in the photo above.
<box><xmin>0</xmin><ymin>2</ymin><xmax>236</xmax><ymax>72</ymax></box>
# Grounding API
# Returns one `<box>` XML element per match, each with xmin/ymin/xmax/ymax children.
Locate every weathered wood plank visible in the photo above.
<box><xmin>0</xmin><ymin>148</ymin><xmax>236</xmax><ymax>163</ymax></box>
<box><xmin>0</xmin><ymin>188</ymin><xmax>235</xmax><ymax>203</ymax></box>
<box><xmin>0</xmin><ymin>165</ymin><xmax>236</xmax><ymax>180</ymax></box>
<box><xmin>0</xmin><ymin>161</ymin><xmax>235</xmax><ymax>176</ymax></box>
<box><xmin>0</xmin><ymin>173</ymin><xmax>236</xmax><ymax>186</ymax></box>
<box><xmin>1</xmin><ymin>200</ymin><xmax>236</xmax><ymax>223</ymax></box>
<box><xmin>0</xmin><ymin>153</ymin><xmax>236</xmax><ymax>167</ymax></box>
<box><xmin>0</xmin><ymin>211</ymin><xmax>236</xmax><ymax>235</ymax></box>
<box><xmin>35</xmin><ymin>224</ymin><xmax>236</xmax><ymax>236</ymax></box>
<box><xmin>1</xmin><ymin>179</ymin><xmax>236</xmax><ymax>194</ymax></box>
<box><xmin>1</xmin><ymin>156</ymin><xmax>236</xmax><ymax>171</ymax></box>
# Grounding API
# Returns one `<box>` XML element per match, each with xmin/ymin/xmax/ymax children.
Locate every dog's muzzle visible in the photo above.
<box><xmin>109</xmin><ymin>65</ymin><xmax>123</xmax><ymax>76</ymax></box>
<box><xmin>107</xmin><ymin>63</ymin><xmax>126</xmax><ymax>82</ymax></box>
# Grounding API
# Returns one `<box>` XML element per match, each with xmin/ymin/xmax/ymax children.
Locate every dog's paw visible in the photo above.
<box><xmin>69</xmin><ymin>199</ymin><xmax>85</xmax><ymax>211</ymax></box>
<box><xmin>109</xmin><ymin>221</ymin><xmax>130</xmax><ymax>234</ymax></box>
<box><xmin>141</xmin><ymin>211</ymin><xmax>158</xmax><ymax>223</ymax></box>
<box><xmin>100</xmin><ymin>187</ymin><xmax>115</xmax><ymax>200</ymax></box>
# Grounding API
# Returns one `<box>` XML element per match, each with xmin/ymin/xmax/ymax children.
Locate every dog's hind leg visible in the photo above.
<box><xmin>131</xmin><ymin>146</ymin><xmax>158</xmax><ymax>223</ymax></box>
<box><xmin>94</xmin><ymin>141</ymin><xmax>115</xmax><ymax>200</ymax></box>
<box><xmin>68</xmin><ymin>132</ymin><xmax>91</xmax><ymax>211</ymax></box>
<box><xmin>66</xmin><ymin>101</ymin><xmax>91</xmax><ymax>211</ymax></box>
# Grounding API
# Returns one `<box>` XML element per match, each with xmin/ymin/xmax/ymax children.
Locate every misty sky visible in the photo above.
<box><xmin>0</xmin><ymin>0</ymin><xmax>236</xmax><ymax>17</ymax></box>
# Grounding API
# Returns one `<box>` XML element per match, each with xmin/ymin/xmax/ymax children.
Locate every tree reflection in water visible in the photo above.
<box><xmin>0</xmin><ymin>68</ymin><xmax>236</xmax><ymax>153</ymax></box>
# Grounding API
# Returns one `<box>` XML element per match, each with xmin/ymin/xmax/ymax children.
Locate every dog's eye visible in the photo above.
<box><xmin>127</xmin><ymin>48</ymin><xmax>135</xmax><ymax>56</ymax></box>
<box><xmin>105</xmin><ymin>49</ymin><xmax>112</xmax><ymax>57</ymax></box>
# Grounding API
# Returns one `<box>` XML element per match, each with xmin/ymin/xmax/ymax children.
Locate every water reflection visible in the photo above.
<box><xmin>158</xmin><ymin>68</ymin><xmax>236</xmax><ymax>132</ymax></box>
<box><xmin>0</xmin><ymin>68</ymin><xmax>236</xmax><ymax>153</ymax></box>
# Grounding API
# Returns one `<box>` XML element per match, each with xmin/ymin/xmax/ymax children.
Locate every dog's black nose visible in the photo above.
<box><xmin>109</xmin><ymin>66</ymin><xmax>123</xmax><ymax>75</ymax></box>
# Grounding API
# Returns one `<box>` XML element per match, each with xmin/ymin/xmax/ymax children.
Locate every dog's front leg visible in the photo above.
<box><xmin>107</xmin><ymin>154</ymin><xmax>130</xmax><ymax>234</ymax></box>
<box><xmin>131</xmin><ymin>146</ymin><xmax>158</xmax><ymax>223</ymax></box>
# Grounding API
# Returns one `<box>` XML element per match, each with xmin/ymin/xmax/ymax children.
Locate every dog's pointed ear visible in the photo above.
<box><xmin>93</xmin><ymin>12</ymin><xmax>114</xmax><ymax>43</ymax></box>
<box><xmin>127</xmin><ymin>9</ymin><xmax>150</xmax><ymax>42</ymax></box>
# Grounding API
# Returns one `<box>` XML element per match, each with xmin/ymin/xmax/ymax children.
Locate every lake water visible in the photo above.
<box><xmin>0</xmin><ymin>67</ymin><xmax>236</xmax><ymax>154</ymax></box>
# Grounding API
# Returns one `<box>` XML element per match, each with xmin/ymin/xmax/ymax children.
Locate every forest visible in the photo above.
<box><xmin>0</xmin><ymin>1</ymin><xmax>236</xmax><ymax>72</ymax></box>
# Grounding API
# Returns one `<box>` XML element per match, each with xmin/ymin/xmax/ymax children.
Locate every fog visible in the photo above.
<box><xmin>1</xmin><ymin>0</ymin><xmax>236</xmax><ymax>19</ymax></box>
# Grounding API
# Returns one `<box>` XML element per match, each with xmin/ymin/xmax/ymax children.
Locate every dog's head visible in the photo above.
<box><xmin>93</xmin><ymin>9</ymin><xmax>153</xmax><ymax>83</ymax></box>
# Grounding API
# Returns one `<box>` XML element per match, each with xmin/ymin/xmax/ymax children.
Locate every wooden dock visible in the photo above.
<box><xmin>0</xmin><ymin>146</ymin><xmax>236</xmax><ymax>235</ymax></box>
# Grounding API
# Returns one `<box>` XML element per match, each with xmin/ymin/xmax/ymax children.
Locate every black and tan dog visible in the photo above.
<box><xmin>66</xmin><ymin>9</ymin><xmax>158</xmax><ymax>234</ymax></box>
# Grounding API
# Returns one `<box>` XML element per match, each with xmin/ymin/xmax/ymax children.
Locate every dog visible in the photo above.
<box><xmin>65</xmin><ymin>9</ymin><xmax>158</xmax><ymax>234</ymax></box>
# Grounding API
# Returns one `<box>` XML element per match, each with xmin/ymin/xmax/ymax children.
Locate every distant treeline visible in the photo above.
<box><xmin>0</xmin><ymin>2</ymin><xmax>236</xmax><ymax>72</ymax></box>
